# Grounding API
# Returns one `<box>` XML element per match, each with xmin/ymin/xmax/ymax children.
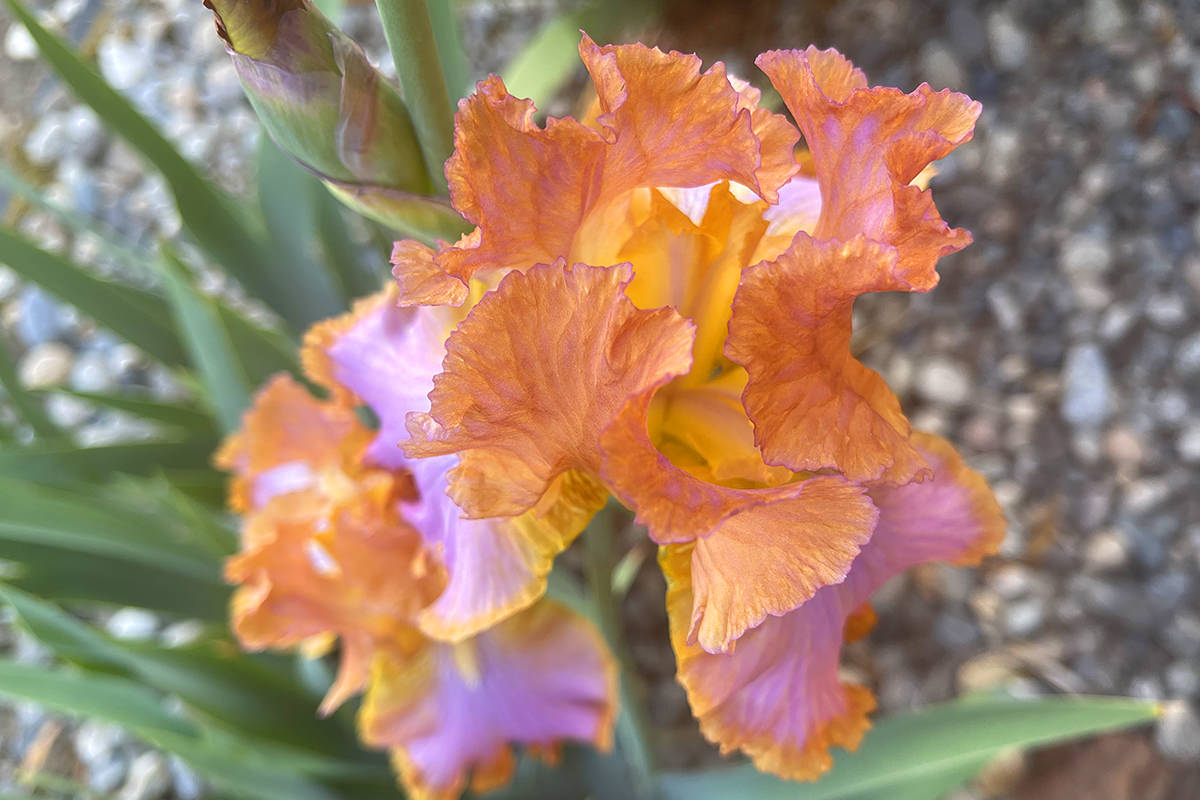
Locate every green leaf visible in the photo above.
<box><xmin>501</xmin><ymin>0</ymin><xmax>660</xmax><ymax>107</ymax></box>
<box><xmin>427</xmin><ymin>0</ymin><xmax>471</xmax><ymax>100</ymax></box>
<box><xmin>0</xmin><ymin>477</ymin><xmax>221</xmax><ymax>579</ymax></box>
<box><xmin>0</xmin><ymin>661</ymin><xmax>343</xmax><ymax>800</ymax></box>
<box><xmin>44</xmin><ymin>388</ymin><xmax>215</xmax><ymax>436</ymax></box>
<box><xmin>657</xmin><ymin>694</ymin><xmax>1160</xmax><ymax>800</ymax></box>
<box><xmin>1</xmin><ymin>0</ymin><xmax>345</xmax><ymax>331</ymax></box>
<box><xmin>0</xmin><ymin>336</ymin><xmax>59</xmax><ymax>439</ymax></box>
<box><xmin>314</xmin><ymin>186</ymin><xmax>386</xmax><ymax>299</ymax></box>
<box><xmin>0</xmin><ymin>162</ymin><xmax>300</xmax><ymax>381</ymax></box>
<box><xmin>1</xmin><ymin>540</ymin><xmax>228</xmax><ymax>620</ymax></box>
<box><xmin>0</xmin><ymin>225</ymin><xmax>187</xmax><ymax>365</ymax></box>
<box><xmin>256</xmin><ymin>138</ymin><xmax>350</xmax><ymax>314</ymax></box>
<box><xmin>158</xmin><ymin>248</ymin><xmax>253</xmax><ymax>432</ymax></box>
<box><xmin>0</xmin><ymin>438</ymin><xmax>215</xmax><ymax>483</ymax></box>
<box><xmin>372</xmin><ymin>0</ymin><xmax>455</xmax><ymax>194</ymax></box>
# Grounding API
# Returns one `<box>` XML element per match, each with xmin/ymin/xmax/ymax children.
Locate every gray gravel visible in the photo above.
<box><xmin>1</xmin><ymin>0</ymin><xmax>1198</xmax><ymax>796</ymax></box>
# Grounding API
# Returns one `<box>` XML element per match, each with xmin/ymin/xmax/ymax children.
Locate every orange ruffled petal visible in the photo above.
<box><xmin>602</xmin><ymin>388</ymin><xmax>877</xmax><ymax>652</ymax></box>
<box><xmin>662</xmin><ymin>431</ymin><xmax>1003</xmax><ymax>780</ymax></box>
<box><xmin>756</xmin><ymin>46</ymin><xmax>980</xmax><ymax>290</ymax></box>
<box><xmin>226</xmin><ymin>490</ymin><xmax>442</xmax><ymax>713</ymax></box>
<box><xmin>404</xmin><ymin>261</ymin><xmax>695</xmax><ymax>520</ymax></box>
<box><xmin>726</xmin><ymin>234</ymin><xmax>928</xmax><ymax>484</ymax></box>
<box><xmin>393</xmin><ymin>36</ymin><xmax>799</xmax><ymax>306</ymax></box>
<box><xmin>360</xmin><ymin>601</ymin><xmax>617</xmax><ymax>800</ymax></box>
<box><xmin>214</xmin><ymin>374</ymin><xmax>374</xmax><ymax>512</ymax></box>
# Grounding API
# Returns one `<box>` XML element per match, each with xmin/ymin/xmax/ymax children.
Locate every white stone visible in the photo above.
<box><xmin>1178</xmin><ymin>423</ymin><xmax>1200</xmax><ymax>464</ymax></box>
<box><xmin>74</xmin><ymin>720</ymin><xmax>128</xmax><ymax>767</ymax></box>
<box><xmin>916</xmin><ymin>357</ymin><xmax>971</xmax><ymax>406</ymax></box>
<box><xmin>1156</xmin><ymin>701</ymin><xmax>1200</xmax><ymax>762</ymax></box>
<box><xmin>18</xmin><ymin>341</ymin><xmax>74</xmax><ymax>388</ymax></box>
<box><xmin>105</xmin><ymin>608</ymin><xmax>158</xmax><ymax>641</ymax></box>
<box><xmin>1060</xmin><ymin>343</ymin><xmax>1114</xmax><ymax>427</ymax></box>
<box><xmin>119</xmin><ymin>752</ymin><xmax>172</xmax><ymax>800</ymax></box>
<box><xmin>3</xmin><ymin>21</ymin><xmax>37</xmax><ymax>60</ymax></box>
<box><xmin>987</xmin><ymin>10</ymin><xmax>1030</xmax><ymax>71</ymax></box>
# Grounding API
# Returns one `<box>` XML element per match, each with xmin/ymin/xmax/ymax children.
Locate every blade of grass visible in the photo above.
<box><xmin>158</xmin><ymin>248</ymin><xmax>252</xmax><ymax>432</ymax></box>
<box><xmin>502</xmin><ymin>0</ymin><xmax>660</xmax><ymax>106</ymax></box>
<box><xmin>0</xmin><ymin>226</ymin><xmax>187</xmax><ymax>365</ymax></box>
<box><xmin>0</xmin><ymin>0</ymin><xmax>338</xmax><ymax>330</ymax></box>
<box><xmin>0</xmin><ymin>438</ymin><xmax>216</xmax><ymax>483</ymax></box>
<box><xmin>372</xmin><ymin>0</ymin><xmax>454</xmax><ymax>194</ymax></box>
<box><xmin>314</xmin><ymin>188</ymin><xmax>384</xmax><ymax>299</ymax></box>
<box><xmin>0</xmin><ymin>337</ymin><xmax>59</xmax><ymax>439</ymax></box>
<box><xmin>427</xmin><ymin>0</ymin><xmax>471</xmax><ymax>100</ymax></box>
<box><xmin>43</xmin><ymin>388</ymin><xmax>215</xmax><ymax>436</ymax></box>
<box><xmin>256</xmin><ymin>138</ymin><xmax>349</xmax><ymax>314</ymax></box>
<box><xmin>657</xmin><ymin>694</ymin><xmax>1160</xmax><ymax>800</ymax></box>
<box><xmin>2</xmin><ymin>540</ymin><xmax>228</xmax><ymax>620</ymax></box>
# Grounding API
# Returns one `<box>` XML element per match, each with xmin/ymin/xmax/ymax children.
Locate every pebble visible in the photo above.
<box><xmin>1086</xmin><ymin>0</ymin><xmax>1128</xmax><ymax>42</ymax></box>
<box><xmin>168</xmin><ymin>755</ymin><xmax>206</xmax><ymax>800</ymax></box>
<box><xmin>18</xmin><ymin>341</ymin><xmax>74</xmax><ymax>389</ymax></box>
<box><xmin>16</xmin><ymin>287</ymin><xmax>71</xmax><ymax>346</ymax></box>
<box><xmin>1003</xmin><ymin>598</ymin><xmax>1045</xmax><ymax>637</ymax></box>
<box><xmin>97</xmin><ymin>35</ymin><xmax>152</xmax><ymax>91</ymax></box>
<box><xmin>45</xmin><ymin>391</ymin><xmax>92</xmax><ymax>427</ymax></box>
<box><xmin>1156</xmin><ymin>701</ymin><xmax>1200</xmax><ymax>762</ymax></box>
<box><xmin>104</xmin><ymin>608</ymin><xmax>159</xmax><ymax>641</ymax></box>
<box><xmin>1178</xmin><ymin>423</ymin><xmax>1200</xmax><ymax>464</ymax></box>
<box><xmin>1083</xmin><ymin>530</ymin><xmax>1128</xmax><ymax>571</ymax></box>
<box><xmin>22</xmin><ymin>112</ymin><xmax>68</xmax><ymax>167</ymax></box>
<box><xmin>119</xmin><ymin>751</ymin><xmax>172</xmax><ymax>800</ymax></box>
<box><xmin>1060</xmin><ymin>343</ymin><xmax>1114</xmax><ymax>426</ymax></box>
<box><xmin>919</xmin><ymin>40</ymin><xmax>965</xmax><ymax>89</ymax></box>
<box><xmin>69</xmin><ymin>350</ymin><xmax>117</xmax><ymax>393</ymax></box>
<box><xmin>73</xmin><ymin>720</ymin><xmax>127</xmax><ymax>767</ymax></box>
<box><xmin>1059</xmin><ymin>231</ymin><xmax>1112</xmax><ymax>277</ymax></box>
<box><xmin>915</xmin><ymin>357</ymin><xmax>971</xmax><ymax>406</ymax></box>
<box><xmin>1176</xmin><ymin>331</ymin><xmax>1200</xmax><ymax>374</ymax></box>
<box><xmin>3</xmin><ymin>21</ymin><xmax>36</xmax><ymax>61</ymax></box>
<box><xmin>987</xmin><ymin>10</ymin><xmax>1030</xmax><ymax>71</ymax></box>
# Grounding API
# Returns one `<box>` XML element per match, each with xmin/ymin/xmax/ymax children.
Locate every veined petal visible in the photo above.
<box><xmin>603</xmin><ymin>390</ymin><xmax>876</xmax><ymax>652</ymax></box>
<box><xmin>394</xmin><ymin>36</ymin><xmax>799</xmax><ymax>306</ymax></box>
<box><xmin>756</xmin><ymin>47</ymin><xmax>980</xmax><ymax>290</ymax></box>
<box><xmin>214</xmin><ymin>374</ymin><xmax>372</xmax><ymax>512</ymax></box>
<box><xmin>306</xmin><ymin>283</ymin><xmax>607</xmax><ymax>639</ymax></box>
<box><xmin>360</xmin><ymin>601</ymin><xmax>617</xmax><ymax>800</ymax></box>
<box><xmin>407</xmin><ymin>455</ymin><xmax>607</xmax><ymax>642</ymax></box>
<box><xmin>662</xmin><ymin>431</ymin><xmax>1003</xmax><ymax>779</ymax></box>
<box><xmin>302</xmin><ymin>285</ymin><xmax>455</xmax><ymax>471</ymax></box>
<box><xmin>404</xmin><ymin>261</ymin><xmax>694</xmax><ymax>519</ymax></box>
<box><xmin>226</xmin><ymin>491</ymin><xmax>441</xmax><ymax>712</ymax></box>
<box><xmin>580</xmin><ymin>35</ymin><xmax>797</xmax><ymax>203</ymax></box>
<box><xmin>726</xmin><ymin>234</ymin><xmax>928</xmax><ymax>484</ymax></box>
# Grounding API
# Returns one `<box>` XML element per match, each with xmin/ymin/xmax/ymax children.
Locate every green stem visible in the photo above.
<box><xmin>584</xmin><ymin>503</ymin><xmax>657</xmax><ymax>799</ymax></box>
<box><xmin>372</xmin><ymin>0</ymin><xmax>454</xmax><ymax>195</ymax></box>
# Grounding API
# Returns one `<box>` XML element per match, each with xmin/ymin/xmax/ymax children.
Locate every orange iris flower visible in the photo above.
<box><xmin>372</xmin><ymin>37</ymin><xmax>1004</xmax><ymax>779</ymax></box>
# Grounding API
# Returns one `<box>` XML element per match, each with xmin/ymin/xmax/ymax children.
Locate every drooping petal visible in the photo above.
<box><xmin>756</xmin><ymin>46</ymin><xmax>980</xmax><ymax>290</ymax></box>
<box><xmin>305</xmin><ymin>283</ymin><xmax>607</xmax><ymax>640</ymax></box>
<box><xmin>404</xmin><ymin>261</ymin><xmax>695</xmax><ymax>520</ymax></box>
<box><xmin>726</xmin><ymin>234</ymin><xmax>928</xmax><ymax>484</ymax></box>
<box><xmin>662</xmin><ymin>431</ymin><xmax>1003</xmax><ymax>779</ymax></box>
<box><xmin>302</xmin><ymin>285</ymin><xmax>454</xmax><ymax>471</ymax></box>
<box><xmin>602</xmin><ymin>389</ymin><xmax>876</xmax><ymax>652</ymax></box>
<box><xmin>405</xmin><ymin>454</ymin><xmax>606</xmax><ymax>642</ymax></box>
<box><xmin>226</xmin><ymin>491</ymin><xmax>441</xmax><ymax>712</ymax></box>
<box><xmin>214</xmin><ymin>374</ymin><xmax>372</xmax><ymax>511</ymax></box>
<box><xmin>580</xmin><ymin>35</ymin><xmax>797</xmax><ymax>203</ymax></box>
<box><xmin>360</xmin><ymin>601</ymin><xmax>617</xmax><ymax>800</ymax></box>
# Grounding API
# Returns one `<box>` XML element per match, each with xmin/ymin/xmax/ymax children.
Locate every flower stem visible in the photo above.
<box><xmin>372</xmin><ymin>0</ymin><xmax>454</xmax><ymax>195</ymax></box>
<box><xmin>584</xmin><ymin>502</ymin><xmax>657</xmax><ymax>799</ymax></box>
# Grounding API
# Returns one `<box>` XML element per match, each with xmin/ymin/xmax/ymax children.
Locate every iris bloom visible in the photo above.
<box><xmin>365</xmin><ymin>38</ymin><xmax>1005</xmax><ymax>778</ymax></box>
<box><xmin>216</xmin><ymin>373</ymin><xmax>615</xmax><ymax>800</ymax></box>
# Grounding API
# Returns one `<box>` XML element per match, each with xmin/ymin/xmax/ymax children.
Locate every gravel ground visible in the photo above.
<box><xmin>0</xmin><ymin>0</ymin><xmax>1198</xmax><ymax>797</ymax></box>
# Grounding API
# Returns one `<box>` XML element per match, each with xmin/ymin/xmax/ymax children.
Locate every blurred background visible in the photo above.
<box><xmin>0</xmin><ymin>0</ymin><xmax>1197</xmax><ymax>797</ymax></box>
